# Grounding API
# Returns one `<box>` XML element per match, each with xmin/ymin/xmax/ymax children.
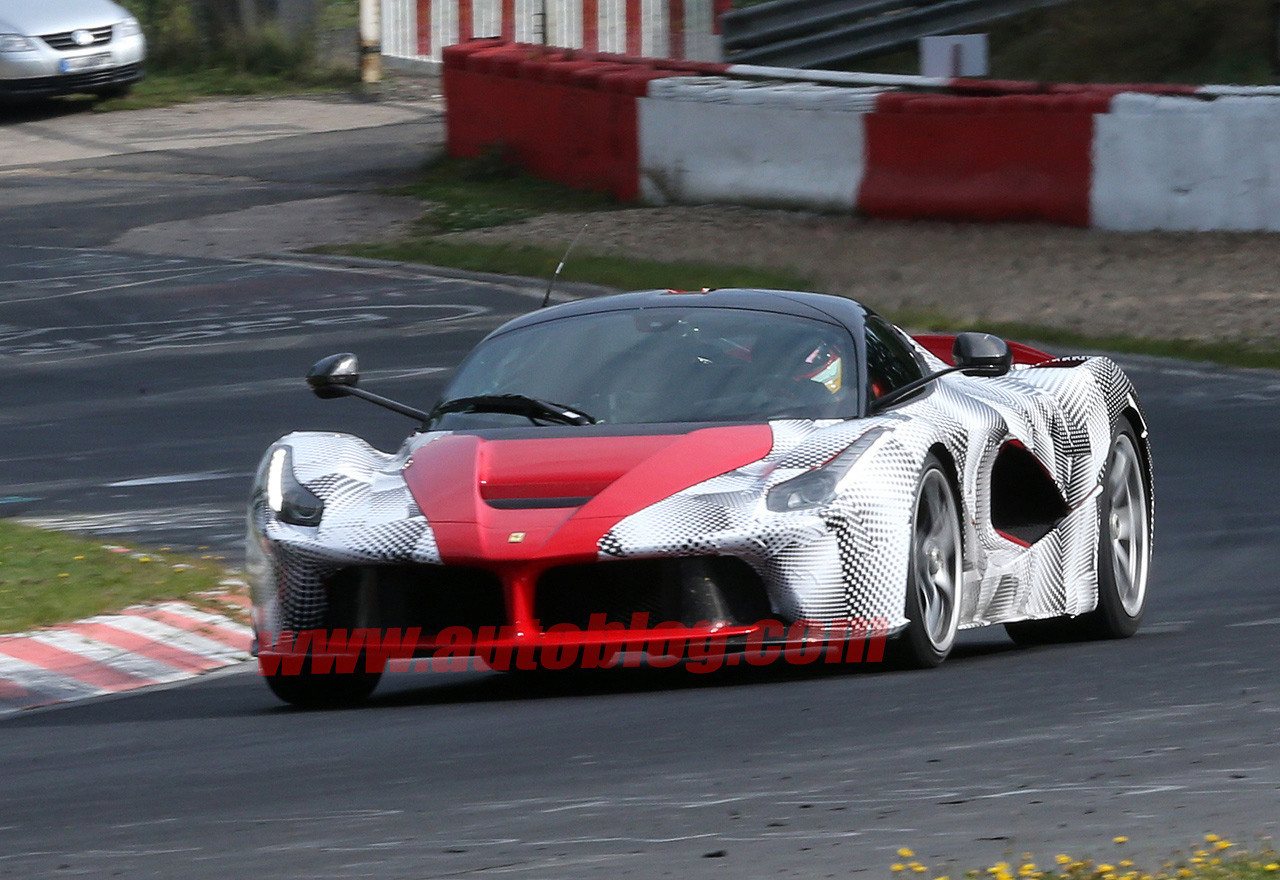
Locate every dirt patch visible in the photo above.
<box><xmin>447</xmin><ymin>205</ymin><xmax>1280</xmax><ymax>346</ymax></box>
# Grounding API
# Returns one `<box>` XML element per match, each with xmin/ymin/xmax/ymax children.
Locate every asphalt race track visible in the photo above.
<box><xmin>0</xmin><ymin>243</ymin><xmax>542</xmax><ymax>549</ymax></box>
<box><xmin>1</xmin><ymin>98</ymin><xmax>1278</xmax><ymax>879</ymax></box>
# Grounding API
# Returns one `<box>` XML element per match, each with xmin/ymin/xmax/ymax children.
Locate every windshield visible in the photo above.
<box><xmin>433</xmin><ymin>307</ymin><xmax>858</xmax><ymax>428</ymax></box>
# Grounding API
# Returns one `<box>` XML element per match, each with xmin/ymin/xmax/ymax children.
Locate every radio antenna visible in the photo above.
<box><xmin>541</xmin><ymin>222</ymin><xmax>589</xmax><ymax>309</ymax></box>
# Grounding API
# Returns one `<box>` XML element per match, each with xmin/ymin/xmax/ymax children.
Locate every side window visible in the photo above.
<box><xmin>865</xmin><ymin>316</ymin><xmax>924</xmax><ymax>402</ymax></box>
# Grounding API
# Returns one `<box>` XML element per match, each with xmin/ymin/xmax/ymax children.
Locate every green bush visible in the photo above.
<box><xmin>116</xmin><ymin>0</ymin><xmax>320</xmax><ymax>75</ymax></box>
<box><xmin>990</xmin><ymin>0</ymin><xmax>1273</xmax><ymax>84</ymax></box>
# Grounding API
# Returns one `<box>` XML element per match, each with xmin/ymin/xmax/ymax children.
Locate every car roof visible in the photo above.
<box><xmin>488</xmin><ymin>288</ymin><xmax>870</xmax><ymax>340</ymax></box>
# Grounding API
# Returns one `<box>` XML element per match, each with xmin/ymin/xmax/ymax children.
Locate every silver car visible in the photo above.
<box><xmin>0</xmin><ymin>0</ymin><xmax>145</xmax><ymax>100</ymax></box>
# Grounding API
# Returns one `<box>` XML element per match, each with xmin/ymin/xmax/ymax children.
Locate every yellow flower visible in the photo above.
<box><xmin>893</xmin><ymin>865</ymin><xmax>906</xmax><ymax>873</ymax></box>
<box><xmin>57</xmin><ymin>573</ymin><xmax>69</xmax><ymax>578</ymax></box>
<box><xmin>1114</xmin><ymin>837</ymin><xmax>1129</xmax><ymax>845</ymax></box>
<box><xmin>913</xmin><ymin>866</ymin><xmax>928</xmax><ymax>874</ymax></box>
<box><xmin>1119</xmin><ymin>861</ymin><xmax>1133</xmax><ymax>868</ymax></box>
<box><xmin>1099</xmin><ymin>866</ymin><xmax>1115</xmax><ymax>874</ymax></box>
<box><xmin>1204</xmin><ymin>835</ymin><xmax>1219</xmax><ymax>843</ymax></box>
<box><xmin>1213</xmin><ymin>840</ymin><xmax>1233</xmax><ymax>851</ymax></box>
<box><xmin>899</xmin><ymin>849</ymin><xmax>916</xmax><ymax>859</ymax></box>
<box><xmin>1056</xmin><ymin>856</ymin><xmax>1073</xmax><ymax>866</ymax></box>
<box><xmin>74</xmin><ymin>555</ymin><xmax>85</xmax><ymax>560</ymax></box>
<box><xmin>1263</xmin><ymin>863</ymin><xmax>1278</xmax><ymax>872</ymax></box>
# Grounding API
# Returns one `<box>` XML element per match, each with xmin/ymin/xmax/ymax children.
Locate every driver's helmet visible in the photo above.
<box><xmin>795</xmin><ymin>339</ymin><xmax>844</xmax><ymax>394</ymax></box>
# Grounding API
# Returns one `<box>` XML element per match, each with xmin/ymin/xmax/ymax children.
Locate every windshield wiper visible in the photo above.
<box><xmin>432</xmin><ymin>394</ymin><xmax>597</xmax><ymax>426</ymax></box>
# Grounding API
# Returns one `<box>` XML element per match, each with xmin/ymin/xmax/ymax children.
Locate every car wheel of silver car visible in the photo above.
<box><xmin>94</xmin><ymin>85</ymin><xmax>132</xmax><ymax>101</ymax></box>
<box><xmin>892</xmin><ymin>456</ymin><xmax>963</xmax><ymax>668</ymax></box>
<box><xmin>1005</xmin><ymin>419</ymin><xmax>1151</xmax><ymax>645</ymax></box>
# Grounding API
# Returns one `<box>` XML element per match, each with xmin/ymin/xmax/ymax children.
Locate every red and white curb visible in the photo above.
<box><xmin>0</xmin><ymin>592</ymin><xmax>252</xmax><ymax>716</ymax></box>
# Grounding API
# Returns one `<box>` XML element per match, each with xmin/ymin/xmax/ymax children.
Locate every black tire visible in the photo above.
<box><xmin>93</xmin><ymin>84</ymin><xmax>132</xmax><ymax>101</ymax></box>
<box><xmin>264</xmin><ymin>665</ymin><xmax>382</xmax><ymax>708</ymax></box>
<box><xmin>1005</xmin><ymin>419</ymin><xmax>1151</xmax><ymax>645</ymax></box>
<box><xmin>889</xmin><ymin>455</ymin><xmax>963</xmax><ymax>668</ymax></box>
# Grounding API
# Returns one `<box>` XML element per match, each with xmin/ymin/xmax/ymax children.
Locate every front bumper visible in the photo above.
<box><xmin>0</xmin><ymin>32</ymin><xmax>145</xmax><ymax>99</ymax></box>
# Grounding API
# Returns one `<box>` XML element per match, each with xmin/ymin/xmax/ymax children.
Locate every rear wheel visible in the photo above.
<box><xmin>890</xmin><ymin>457</ymin><xmax>963</xmax><ymax>668</ymax></box>
<box><xmin>1081</xmin><ymin>422</ymin><xmax>1150</xmax><ymax>637</ymax></box>
<box><xmin>1005</xmin><ymin>420</ymin><xmax>1150</xmax><ymax>645</ymax></box>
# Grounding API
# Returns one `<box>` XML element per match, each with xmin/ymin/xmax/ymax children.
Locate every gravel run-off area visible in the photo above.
<box><xmin>445</xmin><ymin>205</ymin><xmax>1280</xmax><ymax>347</ymax></box>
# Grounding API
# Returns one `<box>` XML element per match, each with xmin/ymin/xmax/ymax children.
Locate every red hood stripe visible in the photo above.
<box><xmin>405</xmin><ymin>425</ymin><xmax>774</xmax><ymax>564</ymax></box>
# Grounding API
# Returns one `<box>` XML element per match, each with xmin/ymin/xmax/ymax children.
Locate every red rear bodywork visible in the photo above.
<box><xmin>912</xmin><ymin>334</ymin><xmax>1053</xmax><ymax>367</ymax></box>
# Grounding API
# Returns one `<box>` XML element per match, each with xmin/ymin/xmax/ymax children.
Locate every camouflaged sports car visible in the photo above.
<box><xmin>247</xmin><ymin>289</ymin><xmax>1153</xmax><ymax>706</ymax></box>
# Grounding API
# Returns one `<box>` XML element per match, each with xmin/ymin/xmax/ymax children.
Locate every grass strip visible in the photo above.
<box><xmin>396</xmin><ymin>154</ymin><xmax>617</xmax><ymax>232</ymax></box>
<box><xmin>327</xmin><ymin>238</ymin><xmax>815</xmax><ymax>293</ymax></box>
<box><xmin>87</xmin><ymin>68</ymin><xmax>359</xmax><ymax>111</ymax></box>
<box><xmin>0</xmin><ymin>520</ymin><xmax>233</xmax><ymax>634</ymax></box>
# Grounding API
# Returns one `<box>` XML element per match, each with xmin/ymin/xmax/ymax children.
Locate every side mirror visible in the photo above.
<box><xmin>953</xmin><ymin>332</ymin><xmax>1012</xmax><ymax>377</ymax></box>
<box><xmin>306</xmin><ymin>352</ymin><xmax>359</xmax><ymax>399</ymax></box>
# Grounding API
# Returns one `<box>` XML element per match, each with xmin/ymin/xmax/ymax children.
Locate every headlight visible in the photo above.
<box><xmin>116</xmin><ymin>17</ymin><xmax>142</xmax><ymax>38</ymax></box>
<box><xmin>766</xmin><ymin>427</ymin><xmax>887</xmax><ymax>512</ymax></box>
<box><xmin>266</xmin><ymin>446</ymin><xmax>325</xmax><ymax>527</ymax></box>
<box><xmin>0</xmin><ymin>34</ymin><xmax>37</xmax><ymax>52</ymax></box>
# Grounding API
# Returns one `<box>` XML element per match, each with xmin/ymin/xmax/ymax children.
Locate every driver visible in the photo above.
<box><xmin>795</xmin><ymin>339</ymin><xmax>844</xmax><ymax>394</ymax></box>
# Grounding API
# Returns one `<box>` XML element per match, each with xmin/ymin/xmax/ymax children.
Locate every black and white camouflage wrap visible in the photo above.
<box><xmin>248</xmin><ymin>351</ymin><xmax>1150</xmax><ymax>638</ymax></box>
<box><xmin>601</xmin><ymin>351</ymin><xmax>1149</xmax><ymax>631</ymax></box>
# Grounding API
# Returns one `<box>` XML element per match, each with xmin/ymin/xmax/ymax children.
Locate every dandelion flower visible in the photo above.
<box><xmin>899</xmin><ymin>849</ymin><xmax>916</xmax><ymax>859</ymax></box>
<box><xmin>1114</xmin><ymin>837</ymin><xmax>1129</xmax><ymax>845</ymax></box>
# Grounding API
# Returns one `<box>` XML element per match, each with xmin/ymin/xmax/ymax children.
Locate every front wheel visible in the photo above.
<box><xmin>890</xmin><ymin>457</ymin><xmax>963</xmax><ymax>668</ymax></box>
<box><xmin>264</xmin><ymin>665</ymin><xmax>382</xmax><ymax>708</ymax></box>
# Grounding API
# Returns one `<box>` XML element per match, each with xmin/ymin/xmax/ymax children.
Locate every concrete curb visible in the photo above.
<box><xmin>0</xmin><ymin>590</ymin><xmax>253</xmax><ymax>717</ymax></box>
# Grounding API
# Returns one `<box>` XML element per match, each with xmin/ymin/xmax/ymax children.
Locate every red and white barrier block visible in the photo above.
<box><xmin>444</xmin><ymin>40</ymin><xmax>1280</xmax><ymax>231</ymax></box>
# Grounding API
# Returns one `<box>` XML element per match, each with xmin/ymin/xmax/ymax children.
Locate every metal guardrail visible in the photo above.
<box><xmin>723</xmin><ymin>0</ymin><xmax>1074</xmax><ymax>68</ymax></box>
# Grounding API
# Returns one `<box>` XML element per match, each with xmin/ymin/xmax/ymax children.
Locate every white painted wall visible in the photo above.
<box><xmin>383</xmin><ymin>0</ymin><xmax>720</xmax><ymax>63</ymax></box>
<box><xmin>638</xmin><ymin>77</ymin><xmax>880</xmax><ymax>209</ymax></box>
<box><xmin>1092</xmin><ymin>92</ymin><xmax>1280</xmax><ymax>231</ymax></box>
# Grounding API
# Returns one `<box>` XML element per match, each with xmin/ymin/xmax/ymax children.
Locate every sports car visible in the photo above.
<box><xmin>247</xmin><ymin>289</ymin><xmax>1153</xmax><ymax>706</ymax></box>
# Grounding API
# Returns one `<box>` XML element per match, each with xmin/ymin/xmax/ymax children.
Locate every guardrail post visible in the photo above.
<box><xmin>360</xmin><ymin>0</ymin><xmax>382</xmax><ymax>83</ymax></box>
